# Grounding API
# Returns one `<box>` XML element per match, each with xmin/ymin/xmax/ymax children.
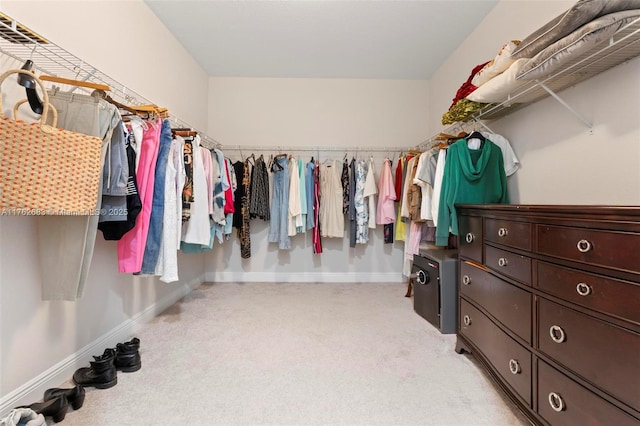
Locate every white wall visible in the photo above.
<box><xmin>0</xmin><ymin>1</ymin><xmax>209</xmax><ymax>413</ymax></box>
<box><xmin>429</xmin><ymin>0</ymin><xmax>640</xmax><ymax>204</ymax></box>
<box><xmin>206</xmin><ymin>77</ymin><xmax>430</xmax><ymax>282</ymax></box>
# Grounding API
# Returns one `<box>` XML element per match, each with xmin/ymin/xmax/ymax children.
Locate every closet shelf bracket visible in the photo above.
<box><xmin>537</xmin><ymin>81</ymin><xmax>593</xmax><ymax>133</ymax></box>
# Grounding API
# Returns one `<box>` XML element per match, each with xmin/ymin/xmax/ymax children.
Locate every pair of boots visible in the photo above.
<box><xmin>72</xmin><ymin>337</ymin><xmax>141</xmax><ymax>389</ymax></box>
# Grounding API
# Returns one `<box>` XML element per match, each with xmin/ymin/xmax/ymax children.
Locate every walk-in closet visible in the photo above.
<box><xmin>1</xmin><ymin>1</ymin><xmax>639</xmax><ymax>425</ymax></box>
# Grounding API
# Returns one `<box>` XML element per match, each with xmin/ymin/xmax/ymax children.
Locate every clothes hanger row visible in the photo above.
<box><xmin>38</xmin><ymin>74</ymin><xmax>171</xmax><ymax>119</ymax></box>
<box><xmin>16</xmin><ymin>59</ymin><xmax>219</xmax><ymax>149</ymax></box>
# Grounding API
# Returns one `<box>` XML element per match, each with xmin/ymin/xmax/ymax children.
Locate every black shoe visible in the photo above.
<box><xmin>43</xmin><ymin>384</ymin><xmax>85</xmax><ymax>410</ymax></box>
<box><xmin>115</xmin><ymin>337</ymin><xmax>141</xmax><ymax>372</ymax></box>
<box><xmin>18</xmin><ymin>396</ymin><xmax>68</xmax><ymax>423</ymax></box>
<box><xmin>73</xmin><ymin>348</ymin><xmax>117</xmax><ymax>389</ymax></box>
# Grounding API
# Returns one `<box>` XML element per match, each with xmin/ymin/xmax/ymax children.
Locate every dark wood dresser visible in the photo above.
<box><xmin>455</xmin><ymin>204</ymin><xmax>640</xmax><ymax>426</ymax></box>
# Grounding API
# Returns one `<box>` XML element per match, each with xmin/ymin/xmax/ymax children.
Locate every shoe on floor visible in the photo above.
<box><xmin>115</xmin><ymin>337</ymin><xmax>141</xmax><ymax>372</ymax></box>
<box><xmin>73</xmin><ymin>348</ymin><xmax>117</xmax><ymax>389</ymax></box>
<box><xmin>43</xmin><ymin>384</ymin><xmax>85</xmax><ymax>410</ymax></box>
<box><xmin>0</xmin><ymin>408</ymin><xmax>46</xmax><ymax>426</ymax></box>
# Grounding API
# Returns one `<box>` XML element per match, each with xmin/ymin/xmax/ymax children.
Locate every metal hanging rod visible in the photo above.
<box><xmin>0</xmin><ymin>13</ymin><xmax>220</xmax><ymax>150</ymax></box>
<box><xmin>221</xmin><ymin>145</ymin><xmax>413</xmax><ymax>154</ymax></box>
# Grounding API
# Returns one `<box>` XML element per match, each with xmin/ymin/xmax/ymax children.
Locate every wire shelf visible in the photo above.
<box><xmin>0</xmin><ymin>13</ymin><xmax>220</xmax><ymax>149</ymax></box>
<box><xmin>470</xmin><ymin>17</ymin><xmax>640</xmax><ymax>122</ymax></box>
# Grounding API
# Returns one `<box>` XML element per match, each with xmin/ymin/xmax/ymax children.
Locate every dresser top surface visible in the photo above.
<box><xmin>456</xmin><ymin>204</ymin><xmax>640</xmax><ymax>218</ymax></box>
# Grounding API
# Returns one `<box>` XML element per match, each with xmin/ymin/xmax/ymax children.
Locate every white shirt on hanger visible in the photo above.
<box><xmin>363</xmin><ymin>158</ymin><xmax>378</xmax><ymax>229</ymax></box>
<box><xmin>431</xmin><ymin>149</ymin><xmax>447</xmax><ymax>227</ymax></box>
<box><xmin>182</xmin><ymin>136</ymin><xmax>211</xmax><ymax>246</ymax></box>
<box><xmin>156</xmin><ymin>137</ymin><xmax>182</xmax><ymax>283</ymax></box>
<box><xmin>482</xmin><ymin>131</ymin><xmax>520</xmax><ymax>176</ymax></box>
<box><xmin>320</xmin><ymin>160</ymin><xmax>344</xmax><ymax>238</ymax></box>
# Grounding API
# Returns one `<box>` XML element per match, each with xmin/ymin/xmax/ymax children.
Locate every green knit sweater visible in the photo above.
<box><xmin>435</xmin><ymin>139</ymin><xmax>509</xmax><ymax>246</ymax></box>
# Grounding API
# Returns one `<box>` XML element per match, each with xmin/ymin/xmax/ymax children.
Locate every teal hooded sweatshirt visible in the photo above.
<box><xmin>435</xmin><ymin>138</ymin><xmax>509</xmax><ymax>246</ymax></box>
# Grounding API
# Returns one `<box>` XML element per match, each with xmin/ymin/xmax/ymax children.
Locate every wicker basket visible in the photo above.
<box><xmin>0</xmin><ymin>68</ymin><xmax>102</xmax><ymax>215</ymax></box>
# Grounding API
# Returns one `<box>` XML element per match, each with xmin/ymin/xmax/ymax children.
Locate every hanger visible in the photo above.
<box><xmin>91</xmin><ymin>89</ymin><xmax>139</xmax><ymax>115</ymax></box>
<box><xmin>39</xmin><ymin>74</ymin><xmax>110</xmax><ymax>91</ymax></box>
<box><xmin>155</xmin><ymin>106</ymin><xmax>170</xmax><ymax>119</ymax></box>
<box><xmin>172</xmin><ymin>128</ymin><xmax>198</xmax><ymax>138</ymax></box>
<box><xmin>17</xmin><ymin>60</ymin><xmax>43</xmax><ymax>114</ymax></box>
<box><xmin>465</xmin><ymin>130</ymin><xmax>486</xmax><ymax>142</ymax></box>
<box><xmin>131</xmin><ymin>104</ymin><xmax>168</xmax><ymax>120</ymax></box>
<box><xmin>465</xmin><ymin>130</ymin><xmax>486</xmax><ymax>150</ymax></box>
<box><xmin>435</xmin><ymin>132</ymin><xmax>457</xmax><ymax>141</ymax></box>
<box><xmin>247</xmin><ymin>153</ymin><xmax>256</xmax><ymax>165</ymax></box>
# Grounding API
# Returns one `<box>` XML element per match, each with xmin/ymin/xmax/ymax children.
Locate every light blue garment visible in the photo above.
<box><xmin>140</xmin><ymin>119</ymin><xmax>173</xmax><ymax>273</ymax></box>
<box><xmin>297</xmin><ymin>158</ymin><xmax>307</xmax><ymax>233</ymax></box>
<box><xmin>268</xmin><ymin>156</ymin><xmax>291</xmax><ymax>249</ymax></box>
<box><xmin>224</xmin><ymin>212</ymin><xmax>234</xmax><ymax>236</ymax></box>
<box><xmin>305</xmin><ymin>161</ymin><xmax>315</xmax><ymax>230</ymax></box>
<box><xmin>215</xmin><ymin>149</ymin><xmax>229</xmax><ymax>191</ymax></box>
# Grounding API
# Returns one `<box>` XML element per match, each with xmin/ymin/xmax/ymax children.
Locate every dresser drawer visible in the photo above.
<box><xmin>536</xmin><ymin>225</ymin><xmax>640</xmax><ymax>275</ymax></box>
<box><xmin>485</xmin><ymin>218</ymin><xmax>531</xmax><ymax>251</ymax></box>
<box><xmin>537</xmin><ymin>360</ymin><xmax>640</xmax><ymax>426</ymax></box>
<box><xmin>460</xmin><ymin>299</ymin><xmax>532</xmax><ymax>406</ymax></box>
<box><xmin>485</xmin><ymin>245</ymin><xmax>532</xmax><ymax>285</ymax></box>
<box><xmin>538</xmin><ymin>298</ymin><xmax>640</xmax><ymax>411</ymax></box>
<box><xmin>460</xmin><ymin>261</ymin><xmax>531</xmax><ymax>343</ymax></box>
<box><xmin>459</xmin><ymin>215</ymin><xmax>483</xmax><ymax>263</ymax></box>
<box><xmin>537</xmin><ymin>261</ymin><xmax>640</xmax><ymax>326</ymax></box>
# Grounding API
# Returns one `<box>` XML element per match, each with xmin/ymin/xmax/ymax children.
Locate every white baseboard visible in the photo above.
<box><xmin>0</xmin><ymin>275</ymin><xmax>204</xmax><ymax>417</ymax></box>
<box><xmin>205</xmin><ymin>271</ymin><xmax>405</xmax><ymax>283</ymax></box>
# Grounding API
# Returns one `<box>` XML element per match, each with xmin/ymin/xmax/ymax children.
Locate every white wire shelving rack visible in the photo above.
<box><xmin>458</xmin><ymin>17</ymin><xmax>640</xmax><ymax>131</ymax></box>
<box><xmin>422</xmin><ymin>16</ymin><xmax>640</xmax><ymax>148</ymax></box>
<box><xmin>0</xmin><ymin>12</ymin><xmax>221</xmax><ymax>149</ymax></box>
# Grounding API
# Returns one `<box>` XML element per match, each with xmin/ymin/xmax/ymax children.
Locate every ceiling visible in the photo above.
<box><xmin>144</xmin><ymin>0</ymin><xmax>498</xmax><ymax>80</ymax></box>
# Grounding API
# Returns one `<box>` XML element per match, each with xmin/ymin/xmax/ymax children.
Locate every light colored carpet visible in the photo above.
<box><xmin>52</xmin><ymin>282</ymin><xmax>530</xmax><ymax>426</ymax></box>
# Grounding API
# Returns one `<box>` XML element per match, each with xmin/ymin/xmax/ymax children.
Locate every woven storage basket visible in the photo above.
<box><xmin>0</xmin><ymin>69</ymin><xmax>102</xmax><ymax>215</ymax></box>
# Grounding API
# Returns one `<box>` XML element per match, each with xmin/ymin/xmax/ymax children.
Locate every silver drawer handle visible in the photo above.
<box><xmin>509</xmin><ymin>359</ymin><xmax>521</xmax><ymax>375</ymax></box>
<box><xmin>462</xmin><ymin>275</ymin><xmax>471</xmax><ymax>285</ymax></box>
<box><xmin>550</xmin><ymin>325</ymin><xmax>566</xmax><ymax>343</ymax></box>
<box><xmin>576</xmin><ymin>282</ymin><xmax>592</xmax><ymax>296</ymax></box>
<box><xmin>497</xmin><ymin>227</ymin><xmax>508</xmax><ymax>237</ymax></box>
<box><xmin>497</xmin><ymin>257</ymin><xmax>508</xmax><ymax>267</ymax></box>
<box><xmin>548</xmin><ymin>392</ymin><xmax>565</xmax><ymax>412</ymax></box>
<box><xmin>463</xmin><ymin>315</ymin><xmax>472</xmax><ymax>326</ymax></box>
<box><xmin>577</xmin><ymin>239</ymin><xmax>592</xmax><ymax>253</ymax></box>
<box><xmin>465</xmin><ymin>233</ymin><xmax>475</xmax><ymax>244</ymax></box>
